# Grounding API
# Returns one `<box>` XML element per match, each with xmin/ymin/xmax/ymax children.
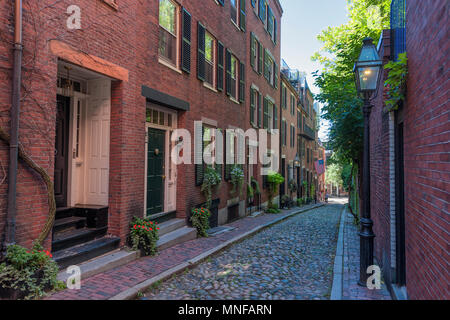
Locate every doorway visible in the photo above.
<box><xmin>55</xmin><ymin>95</ymin><xmax>70</xmax><ymax>207</ymax></box>
<box><xmin>146</xmin><ymin>127</ymin><xmax>165</xmax><ymax>216</ymax></box>
<box><xmin>395</xmin><ymin>116</ymin><xmax>406</xmax><ymax>286</ymax></box>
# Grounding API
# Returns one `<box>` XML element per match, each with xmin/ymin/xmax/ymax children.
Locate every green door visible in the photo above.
<box><xmin>146</xmin><ymin>128</ymin><xmax>165</xmax><ymax>216</ymax></box>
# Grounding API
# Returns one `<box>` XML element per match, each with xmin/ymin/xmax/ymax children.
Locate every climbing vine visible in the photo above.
<box><xmin>384</xmin><ymin>52</ymin><xmax>408</xmax><ymax>111</ymax></box>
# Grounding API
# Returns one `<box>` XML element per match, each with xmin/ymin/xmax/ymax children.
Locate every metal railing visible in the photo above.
<box><xmin>391</xmin><ymin>0</ymin><xmax>406</xmax><ymax>61</ymax></box>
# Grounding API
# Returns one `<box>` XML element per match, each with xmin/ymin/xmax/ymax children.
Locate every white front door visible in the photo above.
<box><xmin>84</xmin><ymin>79</ymin><xmax>111</xmax><ymax>205</ymax></box>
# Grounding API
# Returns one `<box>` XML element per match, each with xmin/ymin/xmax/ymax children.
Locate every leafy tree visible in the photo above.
<box><xmin>313</xmin><ymin>0</ymin><xmax>390</xmax><ymax>211</ymax></box>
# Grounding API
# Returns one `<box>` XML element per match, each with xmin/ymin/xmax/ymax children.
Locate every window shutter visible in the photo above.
<box><xmin>257</xmin><ymin>92</ymin><xmax>262</xmax><ymax>128</ymax></box>
<box><xmin>215</xmin><ymin>128</ymin><xmax>223</xmax><ymax>180</ymax></box>
<box><xmin>281</xmin><ymin>120</ymin><xmax>285</xmax><ymax>146</ymax></box>
<box><xmin>250</xmin><ymin>88</ymin><xmax>255</xmax><ymax>124</ymax></box>
<box><xmin>273</xmin><ymin>18</ymin><xmax>277</xmax><ymax>44</ymax></box>
<box><xmin>181</xmin><ymin>8</ymin><xmax>191</xmax><ymax>73</ymax></box>
<box><xmin>224</xmin><ymin>132</ymin><xmax>231</xmax><ymax>181</ymax></box>
<box><xmin>197</xmin><ymin>22</ymin><xmax>206</xmax><ymax>81</ymax></box>
<box><xmin>267</xmin><ymin>6</ymin><xmax>273</xmax><ymax>37</ymax></box>
<box><xmin>264</xmin><ymin>49</ymin><xmax>270</xmax><ymax>81</ymax></box>
<box><xmin>195</xmin><ymin>126</ymin><xmax>205</xmax><ymax>186</ymax></box>
<box><xmin>273</xmin><ymin>104</ymin><xmax>278</xmax><ymax>129</ymax></box>
<box><xmin>251</xmin><ymin>0</ymin><xmax>256</xmax><ymax>8</ymax></box>
<box><xmin>250</xmin><ymin>33</ymin><xmax>255</xmax><ymax>69</ymax></box>
<box><xmin>239</xmin><ymin>62</ymin><xmax>245</xmax><ymax>103</ymax></box>
<box><xmin>281</xmin><ymin>85</ymin><xmax>285</xmax><ymax>109</ymax></box>
<box><xmin>259</xmin><ymin>0</ymin><xmax>266</xmax><ymax>22</ymax></box>
<box><xmin>217</xmin><ymin>41</ymin><xmax>224</xmax><ymax>91</ymax></box>
<box><xmin>258</xmin><ymin>42</ymin><xmax>263</xmax><ymax>75</ymax></box>
<box><xmin>263</xmin><ymin>98</ymin><xmax>269</xmax><ymax>129</ymax></box>
<box><xmin>225</xmin><ymin>49</ymin><xmax>232</xmax><ymax>96</ymax></box>
<box><xmin>274</xmin><ymin>62</ymin><xmax>278</xmax><ymax>89</ymax></box>
<box><xmin>239</xmin><ymin>0</ymin><xmax>246</xmax><ymax>32</ymax></box>
<box><xmin>217</xmin><ymin>0</ymin><xmax>224</xmax><ymax>6</ymax></box>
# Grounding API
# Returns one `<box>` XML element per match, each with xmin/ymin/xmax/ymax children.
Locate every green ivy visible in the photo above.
<box><xmin>190</xmin><ymin>208</ymin><xmax>211</xmax><ymax>238</ymax></box>
<box><xmin>201</xmin><ymin>166</ymin><xmax>222</xmax><ymax>209</ymax></box>
<box><xmin>384</xmin><ymin>52</ymin><xmax>408</xmax><ymax>111</ymax></box>
<box><xmin>266</xmin><ymin>171</ymin><xmax>285</xmax><ymax>213</ymax></box>
<box><xmin>251</xmin><ymin>177</ymin><xmax>261</xmax><ymax>195</ymax></box>
<box><xmin>230</xmin><ymin>165</ymin><xmax>244</xmax><ymax>196</ymax></box>
<box><xmin>247</xmin><ymin>182</ymin><xmax>254</xmax><ymax>199</ymax></box>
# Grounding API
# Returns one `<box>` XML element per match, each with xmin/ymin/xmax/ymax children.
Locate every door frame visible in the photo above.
<box><xmin>144</xmin><ymin>107</ymin><xmax>177</xmax><ymax>217</ymax></box>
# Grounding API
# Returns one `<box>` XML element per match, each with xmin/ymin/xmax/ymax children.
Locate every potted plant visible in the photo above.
<box><xmin>129</xmin><ymin>217</ymin><xmax>160</xmax><ymax>256</ymax></box>
<box><xmin>190</xmin><ymin>207</ymin><xmax>211</xmax><ymax>238</ymax></box>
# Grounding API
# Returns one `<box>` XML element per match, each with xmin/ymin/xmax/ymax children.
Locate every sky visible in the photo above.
<box><xmin>279</xmin><ymin>0</ymin><xmax>349</xmax><ymax>141</ymax></box>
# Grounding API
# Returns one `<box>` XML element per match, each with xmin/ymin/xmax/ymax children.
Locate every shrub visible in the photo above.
<box><xmin>190</xmin><ymin>208</ymin><xmax>211</xmax><ymax>237</ymax></box>
<box><xmin>247</xmin><ymin>182</ymin><xmax>254</xmax><ymax>199</ymax></box>
<box><xmin>251</xmin><ymin>177</ymin><xmax>261</xmax><ymax>195</ymax></box>
<box><xmin>230</xmin><ymin>165</ymin><xmax>244</xmax><ymax>196</ymax></box>
<box><xmin>0</xmin><ymin>243</ymin><xmax>62</xmax><ymax>300</ymax></box>
<box><xmin>201</xmin><ymin>166</ymin><xmax>222</xmax><ymax>209</ymax></box>
<box><xmin>297</xmin><ymin>198</ymin><xmax>304</xmax><ymax>206</ymax></box>
<box><xmin>130</xmin><ymin>217</ymin><xmax>159</xmax><ymax>256</ymax></box>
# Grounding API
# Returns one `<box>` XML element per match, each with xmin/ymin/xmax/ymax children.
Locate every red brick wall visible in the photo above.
<box><xmin>403</xmin><ymin>0</ymin><xmax>449</xmax><ymax>300</ymax></box>
<box><xmin>370</xmin><ymin>30</ymin><xmax>394</xmax><ymax>283</ymax></box>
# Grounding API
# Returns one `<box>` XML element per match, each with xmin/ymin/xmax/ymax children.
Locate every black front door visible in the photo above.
<box><xmin>146</xmin><ymin>128</ymin><xmax>165</xmax><ymax>216</ymax></box>
<box><xmin>280</xmin><ymin>158</ymin><xmax>286</xmax><ymax>197</ymax></box>
<box><xmin>54</xmin><ymin>95</ymin><xmax>70</xmax><ymax>208</ymax></box>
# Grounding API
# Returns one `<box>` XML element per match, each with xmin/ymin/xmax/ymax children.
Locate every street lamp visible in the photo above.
<box><xmin>354</xmin><ymin>37</ymin><xmax>382</xmax><ymax>287</ymax></box>
<box><xmin>294</xmin><ymin>154</ymin><xmax>301</xmax><ymax>168</ymax></box>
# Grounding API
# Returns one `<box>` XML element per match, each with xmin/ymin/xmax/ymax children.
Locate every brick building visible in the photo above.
<box><xmin>0</xmin><ymin>0</ymin><xmax>283</xmax><ymax>267</ymax></box>
<box><xmin>368</xmin><ymin>0</ymin><xmax>449</xmax><ymax>300</ymax></box>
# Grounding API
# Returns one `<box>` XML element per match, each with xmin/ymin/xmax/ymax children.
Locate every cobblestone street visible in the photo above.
<box><xmin>143</xmin><ymin>201</ymin><xmax>344</xmax><ymax>300</ymax></box>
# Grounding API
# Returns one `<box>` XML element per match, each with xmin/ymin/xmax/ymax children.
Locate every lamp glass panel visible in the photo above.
<box><xmin>358</xmin><ymin>66</ymin><xmax>380</xmax><ymax>91</ymax></box>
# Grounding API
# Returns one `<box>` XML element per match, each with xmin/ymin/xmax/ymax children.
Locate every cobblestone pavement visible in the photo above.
<box><xmin>46</xmin><ymin>203</ymin><xmax>321</xmax><ymax>300</ymax></box>
<box><xmin>143</xmin><ymin>202</ymin><xmax>343</xmax><ymax>300</ymax></box>
<box><xmin>342</xmin><ymin>209</ymin><xmax>391</xmax><ymax>300</ymax></box>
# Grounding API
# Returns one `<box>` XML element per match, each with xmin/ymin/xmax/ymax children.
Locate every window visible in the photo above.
<box><xmin>159</xmin><ymin>0</ymin><xmax>178</xmax><ymax>66</ymax></box>
<box><xmin>204</xmin><ymin>32</ymin><xmax>215</xmax><ymax>87</ymax></box>
<box><xmin>230</xmin><ymin>54</ymin><xmax>238</xmax><ymax>99</ymax></box>
<box><xmin>250</xmin><ymin>33</ymin><xmax>263</xmax><ymax>74</ymax></box>
<box><xmin>264</xmin><ymin>49</ymin><xmax>278</xmax><ymax>87</ymax></box>
<box><xmin>290</xmin><ymin>94</ymin><xmax>296</xmax><ymax>115</ymax></box>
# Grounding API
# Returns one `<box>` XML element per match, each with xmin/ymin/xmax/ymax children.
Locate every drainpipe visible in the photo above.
<box><xmin>5</xmin><ymin>0</ymin><xmax>23</xmax><ymax>249</ymax></box>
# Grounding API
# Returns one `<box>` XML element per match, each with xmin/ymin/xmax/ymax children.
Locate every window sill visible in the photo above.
<box><xmin>231</xmin><ymin>19</ymin><xmax>241</xmax><ymax>31</ymax></box>
<box><xmin>203</xmin><ymin>83</ymin><xmax>217</xmax><ymax>92</ymax></box>
<box><xmin>102</xmin><ymin>0</ymin><xmax>118</xmax><ymax>10</ymax></box>
<box><xmin>229</xmin><ymin>97</ymin><xmax>240</xmax><ymax>105</ymax></box>
<box><xmin>158</xmin><ymin>58</ymin><xmax>182</xmax><ymax>74</ymax></box>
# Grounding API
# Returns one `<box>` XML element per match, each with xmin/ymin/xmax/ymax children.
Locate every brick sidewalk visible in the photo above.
<box><xmin>342</xmin><ymin>210</ymin><xmax>391</xmax><ymax>300</ymax></box>
<box><xmin>46</xmin><ymin>204</ymin><xmax>321</xmax><ymax>300</ymax></box>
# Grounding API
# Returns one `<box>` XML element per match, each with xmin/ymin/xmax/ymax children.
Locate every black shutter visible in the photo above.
<box><xmin>195</xmin><ymin>126</ymin><xmax>205</xmax><ymax>186</ymax></box>
<box><xmin>239</xmin><ymin>0</ymin><xmax>246</xmax><ymax>31</ymax></box>
<box><xmin>217</xmin><ymin>41</ymin><xmax>224</xmax><ymax>91</ymax></box>
<box><xmin>197</xmin><ymin>22</ymin><xmax>206</xmax><ymax>81</ymax></box>
<box><xmin>225</xmin><ymin>49</ymin><xmax>232</xmax><ymax>96</ymax></box>
<box><xmin>224</xmin><ymin>132</ymin><xmax>231</xmax><ymax>181</ymax></box>
<box><xmin>181</xmin><ymin>8</ymin><xmax>191</xmax><ymax>73</ymax></box>
<box><xmin>281</xmin><ymin>120</ymin><xmax>285</xmax><ymax>146</ymax></box>
<box><xmin>218</xmin><ymin>0</ymin><xmax>224</xmax><ymax>6</ymax></box>
<box><xmin>215</xmin><ymin>129</ymin><xmax>223</xmax><ymax>180</ymax></box>
<box><xmin>273</xmin><ymin>18</ymin><xmax>277</xmax><ymax>44</ymax></box>
<box><xmin>239</xmin><ymin>62</ymin><xmax>245</xmax><ymax>103</ymax></box>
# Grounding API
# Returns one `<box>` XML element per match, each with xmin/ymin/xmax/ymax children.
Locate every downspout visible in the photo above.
<box><xmin>5</xmin><ymin>0</ymin><xmax>23</xmax><ymax>249</ymax></box>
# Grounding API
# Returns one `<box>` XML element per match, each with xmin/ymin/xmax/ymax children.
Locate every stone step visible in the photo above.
<box><xmin>57</xmin><ymin>248</ymin><xmax>138</xmax><ymax>283</ymax></box>
<box><xmin>157</xmin><ymin>226</ymin><xmax>197</xmax><ymax>251</ymax></box>
<box><xmin>53</xmin><ymin>236</ymin><xmax>120</xmax><ymax>269</ymax></box>
<box><xmin>52</xmin><ymin>227</ymin><xmax>107</xmax><ymax>252</ymax></box>
<box><xmin>53</xmin><ymin>216</ymin><xmax>86</xmax><ymax>233</ymax></box>
<box><xmin>157</xmin><ymin>218</ymin><xmax>186</xmax><ymax>237</ymax></box>
<box><xmin>55</xmin><ymin>207</ymin><xmax>76</xmax><ymax>220</ymax></box>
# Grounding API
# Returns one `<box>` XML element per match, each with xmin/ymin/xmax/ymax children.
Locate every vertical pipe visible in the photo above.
<box><xmin>5</xmin><ymin>0</ymin><xmax>23</xmax><ymax>248</ymax></box>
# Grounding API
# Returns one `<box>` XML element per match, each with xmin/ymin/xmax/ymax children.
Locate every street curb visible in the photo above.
<box><xmin>109</xmin><ymin>203</ymin><xmax>325</xmax><ymax>300</ymax></box>
<box><xmin>330</xmin><ymin>205</ymin><xmax>347</xmax><ymax>300</ymax></box>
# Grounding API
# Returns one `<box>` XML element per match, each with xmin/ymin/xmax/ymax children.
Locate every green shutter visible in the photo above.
<box><xmin>273</xmin><ymin>104</ymin><xmax>278</xmax><ymax>129</ymax></box>
<box><xmin>225</xmin><ymin>49</ymin><xmax>232</xmax><ymax>96</ymax></box>
<box><xmin>258</xmin><ymin>42</ymin><xmax>263</xmax><ymax>75</ymax></box>
<box><xmin>257</xmin><ymin>92</ymin><xmax>262</xmax><ymax>128</ymax></box>
<box><xmin>250</xmin><ymin>88</ymin><xmax>255</xmax><ymax>124</ymax></box>
<box><xmin>274</xmin><ymin>62</ymin><xmax>278</xmax><ymax>89</ymax></box>
<box><xmin>264</xmin><ymin>49</ymin><xmax>270</xmax><ymax>81</ymax></box>
<box><xmin>263</xmin><ymin>98</ymin><xmax>269</xmax><ymax>129</ymax></box>
<box><xmin>239</xmin><ymin>62</ymin><xmax>245</xmax><ymax>102</ymax></box>
<box><xmin>250</xmin><ymin>33</ymin><xmax>255</xmax><ymax>69</ymax></box>
<box><xmin>215</xmin><ymin>128</ymin><xmax>223</xmax><ymax>180</ymax></box>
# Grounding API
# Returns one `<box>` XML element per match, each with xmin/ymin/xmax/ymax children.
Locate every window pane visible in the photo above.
<box><xmin>205</xmin><ymin>33</ymin><xmax>214</xmax><ymax>62</ymax></box>
<box><xmin>159</xmin><ymin>27</ymin><xmax>176</xmax><ymax>65</ymax></box>
<box><xmin>159</xmin><ymin>0</ymin><xmax>176</xmax><ymax>34</ymax></box>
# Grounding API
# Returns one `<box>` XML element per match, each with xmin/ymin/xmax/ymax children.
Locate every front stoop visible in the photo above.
<box><xmin>157</xmin><ymin>226</ymin><xmax>197</xmax><ymax>251</ymax></box>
